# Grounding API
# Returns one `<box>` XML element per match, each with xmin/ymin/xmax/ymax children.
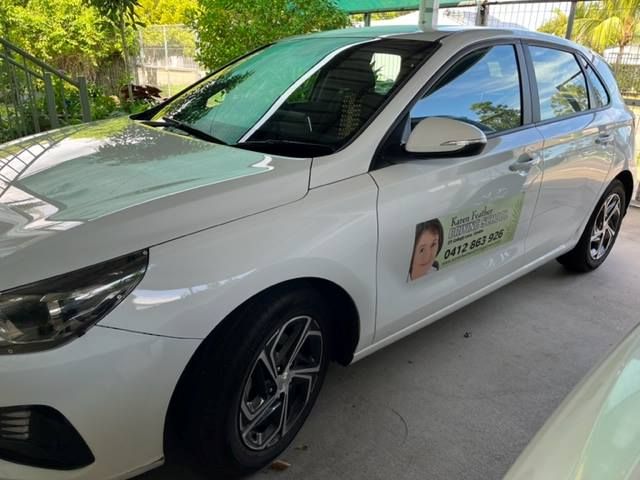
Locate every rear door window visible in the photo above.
<box><xmin>529</xmin><ymin>46</ymin><xmax>589</xmax><ymax>121</ymax></box>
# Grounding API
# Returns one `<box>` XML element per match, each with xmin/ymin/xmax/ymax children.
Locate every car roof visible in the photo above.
<box><xmin>294</xmin><ymin>25</ymin><xmax>587</xmax><ymax>53</ymax></box>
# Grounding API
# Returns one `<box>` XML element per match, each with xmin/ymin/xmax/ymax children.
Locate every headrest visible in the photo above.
<box><xmin>320</xmin><ymin>53</ymin><xmax>376</xmax><ymax>96</ymax></box>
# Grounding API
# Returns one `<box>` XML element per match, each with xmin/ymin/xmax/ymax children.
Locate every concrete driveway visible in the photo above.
<box><xmin>138</xmin><ymin>207</ymin><xmax>640</xmax><ymax>480</ymax></box>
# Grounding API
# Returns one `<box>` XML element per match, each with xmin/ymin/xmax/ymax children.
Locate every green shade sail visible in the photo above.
<box><xmin>334</xmin><ymin>0</ymin><xmax>472</xmax><ymax>14</ymax></box>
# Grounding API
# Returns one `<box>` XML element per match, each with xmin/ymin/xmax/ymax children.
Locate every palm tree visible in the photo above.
<box><xmin>539</xmin><ymin>4</ymin><xmax>587</xmax><ymax>38</ymax></box>
<box><xmin>574</xmin><ymin>0</ymin><xmax>640</xmax><ymax>62</ymax></box>
<box><xmin>540</xmin><ymin>0</ymin><xmax>640</xmax><ymax>64</ymax></box>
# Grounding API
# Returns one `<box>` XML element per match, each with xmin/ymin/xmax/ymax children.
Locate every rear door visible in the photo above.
<box><xmin>371</xmin><ymin>41</ymin><xmax>544</xmax><ymax>342</ymax></box>
<box><xmin>523</xmin><ymin>43</ymin><xmax>615</xmax><ymax>261</ymax></box>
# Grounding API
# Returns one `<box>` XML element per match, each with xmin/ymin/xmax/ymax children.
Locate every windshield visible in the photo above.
<box><xmin>153</xmin><ymin>37</ymin><xmax>438</xmax><ymax>157</ymax></box>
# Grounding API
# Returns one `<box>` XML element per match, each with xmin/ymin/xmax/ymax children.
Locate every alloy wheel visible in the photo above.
<box><xmin>590</xmin><ymin>193</ymin><xmax>622</xmax><ymax>261</ymax></box>
<box><xmin>239</xmin><ymin>315</ymin><xmax>323</xmax><ymax>451</ymax></box>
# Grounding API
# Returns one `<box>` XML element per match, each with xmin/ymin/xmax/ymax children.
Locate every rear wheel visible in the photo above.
<box><xmin>183</xmin><ymin>287</ymin><xmax>331</xmax><ymax>477</ymax></box>
<box><xmin>557</xmin><ymin>180</ymin><xmax>626</xmax><ymax>272</ymax></box>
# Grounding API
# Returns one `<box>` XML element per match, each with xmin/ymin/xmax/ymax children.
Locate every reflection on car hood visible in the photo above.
<box><xmin>0</xmin><ymin>117</ymin><xmax>310</xmax><ymax>290</ymax></box>
<box><xmin>505</xmin><ymin>323</ymin><xmax>640</xmax><ymax>480</ymax></box>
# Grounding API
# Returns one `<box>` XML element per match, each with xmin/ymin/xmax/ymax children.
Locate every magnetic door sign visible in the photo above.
<box><xmin>409</xmin><ymin>194</ymin><xmax>524</xmax><ymax>281</ymax></box>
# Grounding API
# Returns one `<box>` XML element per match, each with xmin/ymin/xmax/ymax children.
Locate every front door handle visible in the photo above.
<box><xmin>509</xmin><ymin>154</ymin><xmax>540</xmax><ymax>173</ymax></box>
<box><xmin>596</xmin><ymin>134</ymin><xmax>613</xmax><ymax>145</ymax></box>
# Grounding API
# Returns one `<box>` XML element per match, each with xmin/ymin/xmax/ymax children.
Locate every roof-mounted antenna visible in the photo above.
<box><xmin>419</xmin><ymin>0</ymin><xmax>440</xmax><ymax>30</ymax></box>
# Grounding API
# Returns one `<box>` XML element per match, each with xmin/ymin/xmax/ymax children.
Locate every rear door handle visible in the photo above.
<box><xmin>596</xmin><ymin>134</ymin><xmax>613</xmax><ymax>145</ymax></box>
<box><xmin>509</xmin><ymin>154</ymin><xmax>540</xmax><ymax>173</ymax></box>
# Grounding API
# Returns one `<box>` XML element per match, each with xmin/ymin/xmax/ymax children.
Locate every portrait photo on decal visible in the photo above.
<box><xmin>409</xmin><ymin>219</ymin><xmax>444</xmax><ymax>281</ymax></box>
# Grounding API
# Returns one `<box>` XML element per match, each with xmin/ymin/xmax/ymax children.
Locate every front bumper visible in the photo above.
<box><xmin>0</xmin><ymin>325</ymin><xmax>200</xmax><ymax>480</ymax></box>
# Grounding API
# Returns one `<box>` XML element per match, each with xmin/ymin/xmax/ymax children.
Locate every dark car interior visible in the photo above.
<box><xmin>244</xmin><ymin>40</ymin><xmax>438</xmax><ymax>156</ymax></box>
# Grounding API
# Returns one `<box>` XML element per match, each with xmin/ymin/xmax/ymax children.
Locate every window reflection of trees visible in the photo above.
<box><xmin>413</xmin><ymin>46</ymin><xmax>522</xmax><ymax>133</ymax></box>
<box><xmin>530</xmin><ymin>47</ymin><xmax>589</xmax><ymax>121</ymax></box>
<box><xmin>161</xmin><ymin>72</ymin><xmax>252</xmax><ymax>125</ymax></box>
<box><xmin>470</xmin><ymin>102</ymin><xmax>521</xmax><ymax>133</ymax></box>
<box><xmin>69</xmin><ymin>117</ymin><xmax>214</xmax><ymax>166</ymax></box>
<box><xmin>550</xmin><ymin>81</ymin><xmax>589</xmax><ymax>117</ymax></box>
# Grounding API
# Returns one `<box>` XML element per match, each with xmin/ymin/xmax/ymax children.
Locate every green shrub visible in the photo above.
<box><xmin>190</xmin><ymin>0</ymin><xmax>349</xmax><ymax>70</ymax></box>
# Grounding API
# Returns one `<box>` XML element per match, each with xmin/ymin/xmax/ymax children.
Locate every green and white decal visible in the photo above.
<box><xmin>438</xmin><ymin>194</ymin><xmax>524</xmax><ymax>268</ymax></box>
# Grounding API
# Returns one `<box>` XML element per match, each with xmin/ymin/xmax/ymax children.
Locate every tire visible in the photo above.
<box><xmin>557</xmin><ymin>179</ymin><xmax>626</xmax><ymax>273</ymax></box>
<box><xmin>183</xmin><ymin>286</ymin><xmax>331</xmax><ymax>478</ymax></box>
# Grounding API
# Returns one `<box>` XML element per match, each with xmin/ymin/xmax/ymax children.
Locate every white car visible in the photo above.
<box><xmin>0</xmin><ymin>25</ymin><xmax>636</xmax><ymax>480</ymax></box>
<box><xmin>505</xmin><ymin>319</ymin><xmax>640</xmax><ymax>480</ymax></box>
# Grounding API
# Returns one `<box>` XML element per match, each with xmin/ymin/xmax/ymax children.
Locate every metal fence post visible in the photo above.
<box><xmin>163</xmin><ymin>25</ymin><xmax>172</xmax><ymax>96</ymax></box>
<box><xmin>138</xmin><ymin>30</ymin><xmax>145</xmax><ymax>85</ymax></box>
<box><xmin>6</xmin><ymin>56</ymin><xmax>27</xmax><ymax>138</ymax></box>
<box><xmin>476</xmin><ymin>0</ymin><xmax>489</xmax><ymax>26</ymax></box>
<box><xmin>77</xmin><ymin>76</ymin><xmax>91</xmax><ymax>122</ymax></box>
<box><xmin>1</xmin><ymin>37</ymin><xmax>96</xmax><ymax>141</ymax></box>
<box><xmin>43</xmin><ymin>73</ymin><xmax>60</xmax><ymax>129</ymax></box>
<box><xmin>566</xmin><ymin>0</ymin><xmax>577</xmax><ymax>40</ymax></box>
<box><xmin>419</xmin><ymin>0</ymin><xmax>440</xmax><ymax>29</ymax></box>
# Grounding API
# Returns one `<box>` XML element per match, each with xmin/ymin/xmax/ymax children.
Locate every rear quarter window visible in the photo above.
<box><xmin>579</xmin><ymin>56</ymin><xmax>609</xmax><ymax>108</ymax></box>
<box><xmin>593</xmin><ymin>57</ymin><xmax>622</xmax><ymax>100</ymax></box>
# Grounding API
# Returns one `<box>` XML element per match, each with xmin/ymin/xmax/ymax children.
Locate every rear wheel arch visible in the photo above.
<box><xmin>615</xmin><ymin>170</ymin><xmax>634</xmax><ymax>213</ymax></box>
<box><xmin>163</xmin><ymin>277</ymin><xmax>360</xmax><ymax>457</ymax></box>
<box><xmin>558</xmin><ymin>178</ymin><xmax>625</xmax><ymax>272</ymax></box>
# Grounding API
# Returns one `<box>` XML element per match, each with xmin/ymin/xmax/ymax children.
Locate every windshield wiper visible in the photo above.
<box><xmin>237</xmin><ymin>139</ymin><xmax>336</xmax><ymax>154</ymax></box>
<box><xmin>142</xmin><ymin>117</ymin><xmax>228</xmax><ymax>145</ymax></box>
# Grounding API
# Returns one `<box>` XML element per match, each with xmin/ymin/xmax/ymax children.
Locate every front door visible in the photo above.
<box><xmin>371</xmin><ymin>42</ymin><xmax>544</xmax><ymax>342</ymax></box>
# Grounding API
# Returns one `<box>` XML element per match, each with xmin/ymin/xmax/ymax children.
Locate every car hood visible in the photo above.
<box><xmin>0</xmin><ymin>117</ymin><xmax>311</xmax><ymax>290</ymax></box>
<box><xmin>505</xmin><ymin>323</ymin><xmax>640</xmax><ymax>480</ymax></box>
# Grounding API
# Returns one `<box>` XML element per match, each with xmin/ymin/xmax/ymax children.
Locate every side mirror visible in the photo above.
<box><xmin>405</xmin><ymin>117</ymin><xmax>487</xmax><ymax>157</ymax></box>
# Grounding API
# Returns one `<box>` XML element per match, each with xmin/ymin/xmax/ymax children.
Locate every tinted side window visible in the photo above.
<box><xmin>530</xmin><ymin>46</ymin><xmax>589</xmax><ymax>121</ymax></box>
<box><xmin>410</xmin><ymin>45</ymin><xmax>522</xmax><ymax>134</ymax></box>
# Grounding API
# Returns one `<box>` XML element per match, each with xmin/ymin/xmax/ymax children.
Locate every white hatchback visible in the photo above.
<box><xmin>0</xmin><ymin>26</ymin><xmax>636</xmax><ymax>480</ymax></box>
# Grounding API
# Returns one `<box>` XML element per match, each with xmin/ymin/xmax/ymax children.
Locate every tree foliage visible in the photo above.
<box><xmin>0</xmin><ymin>0</ymin><xmax>122</xmax><ymax>77</ymax></box>
<box><xmin>83</xmin><ymin>0</ymin><xmax>144</xmax><ymax>98</ymax></box>
<box><xmin>84</xmin><ymin>0</ymin><xmax>142</xmax><ymax>29</ymax></box>
<box><xmin>538</xmin><ymin>5</ymin><xmax>586</xmax><ymax>37</ymax></box>
<box><xmin>540</xmin><ymin>0</ymin><xmax>640</xmax><ymax>55</ymax></box>
<box><xmin>138</xmin><ymin>0</ymin><xmax>196</xmax><ymax>25</ymax></box>
<box><xmin>189</xmin><ymin>0</ymin><xmax>349</xmax><ymax>70</ymax></box>
<box><xmin>137</xmin><ymin>0</ymin><xmax>198</xmax><ymax>58</ymax></box>
<box><xmin>470</xmin><ymin>101</ymin><xmax>521</xmax><ymax>133</ymax></box>
<box><xmin>550</xmin><ymin>83</ymin><xmax>588</xmax><ymax>117</ymax></box>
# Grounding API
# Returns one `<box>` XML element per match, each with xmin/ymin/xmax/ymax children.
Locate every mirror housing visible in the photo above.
<box><xmin>405</xmin><ymin>117</ymin><xmax>487</xmax><ymax>157</ymax></box>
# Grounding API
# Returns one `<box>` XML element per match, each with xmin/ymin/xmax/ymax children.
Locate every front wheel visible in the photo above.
<box><xmin>183</xmin><ymin>287</ymin><xmax>331</xmax><ymax>477</ymax></box>
<box><xmin>557</xmin><ymin>180</ymin><xmax>626</xmax><ymax>272</ymax></box>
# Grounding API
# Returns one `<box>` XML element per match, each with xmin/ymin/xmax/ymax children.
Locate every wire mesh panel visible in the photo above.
<box><xmin>603</xmin><ymin>49</ymin><xmax>640</xmax><ymax>98</ymax></box>
<box><xmin>483</xmin><ymin>1</ymin><xmax>572</xmax><ymax>30</ymax></box>
<box><xmin>440</xmin><ymin>5</ymin><xmax>479</xmax><ymax>25</ymax></box>
<box><xmin>136</xmin><ymin>25</ymin><xmax>206</xmax><ymax>97</ymax></box>
<box><xmin>373</xmin><ymin>1</ymin><xmax>640</xmax><ymax>99</ymax></box>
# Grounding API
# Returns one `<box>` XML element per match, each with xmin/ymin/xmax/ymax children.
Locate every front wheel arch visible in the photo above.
<box><xmin>163</xmin><ymin>277</ymin><xmax>360</xmax><ymax>459</ymax></box>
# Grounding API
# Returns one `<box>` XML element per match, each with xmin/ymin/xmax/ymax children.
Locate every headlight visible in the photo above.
<box><xmin>0</xmin><ymin>250</ymin><xmax>148</xmax><ymax>354</ymax></box>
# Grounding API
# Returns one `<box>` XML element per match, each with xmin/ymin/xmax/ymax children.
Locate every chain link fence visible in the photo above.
<box><xmin>137</xmin><ymin>5</ymin><xmax>640</xmax><ymax>100</ymax></box>
<box><xmin>135</xmin><ymin>25</ymin><xmax>205</xmax><ymax>98</ymax></box>
<box><xmin>370</xmin><ymin>1</ymin><xmax>640</xmax><ymax>99</ymax></box>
